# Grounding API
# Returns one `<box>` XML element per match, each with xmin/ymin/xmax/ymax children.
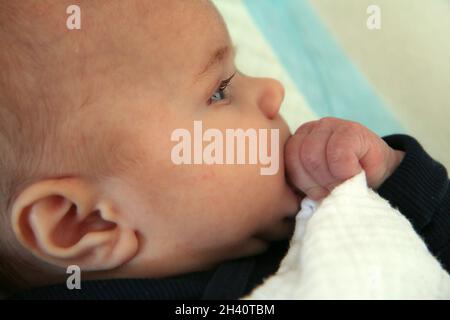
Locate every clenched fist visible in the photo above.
<box><xmin>285</xmin><ymin>117</ymin><xmax>405</xmax><ymax>200</ymax></box>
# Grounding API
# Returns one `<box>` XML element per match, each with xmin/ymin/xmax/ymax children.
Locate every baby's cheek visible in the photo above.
<box><xmin>199</xmin><ymin>169</ymin><xmax>216</xmax><ymax>181</ymax></box>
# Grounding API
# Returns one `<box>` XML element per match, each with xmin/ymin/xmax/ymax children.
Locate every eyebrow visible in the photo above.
<box><xmin>197</xmin><ymin>45</ymin><xmax>237</xmax><ymax>79</ymax></box>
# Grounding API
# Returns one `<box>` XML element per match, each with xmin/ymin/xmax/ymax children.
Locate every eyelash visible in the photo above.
<box><xmin>208</xmin><ymin>72</ymin><xmax>236</xmax><ymax>105</ymax></box>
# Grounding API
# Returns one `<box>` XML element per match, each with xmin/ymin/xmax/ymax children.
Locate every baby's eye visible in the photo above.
<box><xmin>209</xmin><ymin>87</ymin><xmax>228</xmax><ymax>104</ymax></box>
<box><xmin>208</xmin><ymin>72</ymin><xmax>236</xmax><ymax>105</ymax></box>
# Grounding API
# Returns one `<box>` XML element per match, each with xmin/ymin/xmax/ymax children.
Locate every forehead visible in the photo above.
<box><xmin>84</xmin><ymin>0</ymin><xmax>232</xmax><ymax>101</ymax></box>
<box><xmin>142</xmin><ymin>1</ymin><xmax>231</xmax><ymax>78</ymax></box>
<box><xmin>20</xmin><ymin>0</ymin><xmax>232</xmax><ymax>109</ymax></box>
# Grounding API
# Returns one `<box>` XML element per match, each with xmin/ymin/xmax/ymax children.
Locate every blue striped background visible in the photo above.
<box><xmin>243</xmin><ymin>0</ymin><xmax>405</xmax><ymax>136</ymax></box>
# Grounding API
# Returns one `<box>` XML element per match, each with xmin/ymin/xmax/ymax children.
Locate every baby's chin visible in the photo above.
<box><xmin>251</xmin><ymin>200</ymin><xmax>298</xmax><ymax>244</ymax></box>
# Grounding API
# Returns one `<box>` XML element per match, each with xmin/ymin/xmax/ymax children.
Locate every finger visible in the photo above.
<box><xmin>326</xmin><ymin>127</ymin><xmax>364</xmax><ymax>181</ymax></box>
<box><xmin>293</xmin><ymin>120</ymin><xmax>319</xmax><ymax>136</ymax></box>
<box><xmin>285</xmin><ymin>121</ymin><xmax>318</xmax><ymax>177</ymax></box>
<box><xmin>285</xmin><ymin>121</ymin><xmax>318</xmax><ymax>182</ymax></box>
<box><xmin>285</xmin><ymin>128</ymin><xmax>329</xmax><ymax>200</ymax></box>
<box><xmin>299</xmin><ymin>123</ymin><xmax>339</xmax><ymax>192</ymax></box>
<box><xmin>359</xmin><ymin>130</ymin><xmax>391</xmax><ymax>188</ymax></box>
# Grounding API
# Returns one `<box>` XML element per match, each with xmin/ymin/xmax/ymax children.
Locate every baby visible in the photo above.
<box><xmin>0</xmin><ymin>0</ymin><xmax>448</xmax><ymax>299</ymax></box>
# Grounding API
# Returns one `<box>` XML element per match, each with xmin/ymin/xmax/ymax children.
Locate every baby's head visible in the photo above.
<box><xmin>0</xmin><ymin>0</ymin><xmax>300</xmax><ymax>292</ymax></box>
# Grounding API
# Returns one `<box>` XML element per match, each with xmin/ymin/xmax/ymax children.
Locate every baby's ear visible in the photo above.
<box><xmin>11</xmin><ymin>178</ymin><xmax>139</xmax><ymax>271</ymax></box>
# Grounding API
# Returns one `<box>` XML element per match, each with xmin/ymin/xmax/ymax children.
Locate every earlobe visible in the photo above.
<box><xmin>11</xmin><ymin>178</ymin><xmax>139</xmax><ymax>271</ymax></box>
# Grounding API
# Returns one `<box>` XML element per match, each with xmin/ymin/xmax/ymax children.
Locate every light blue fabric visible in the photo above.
<box><xmin>243</xmin><ymin>0</ymin><xmax>405</xmax><ymax>136</ymax></box>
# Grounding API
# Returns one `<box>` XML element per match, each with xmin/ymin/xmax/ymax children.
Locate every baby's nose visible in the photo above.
<box><xmin>257</xmin><ymin>78</ymin><xmax>285</xmax><ymax>119</ymax></box>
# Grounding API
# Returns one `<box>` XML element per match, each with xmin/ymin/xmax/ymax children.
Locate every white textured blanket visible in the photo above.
<box><xmin>244</xmin><ymin>171</ymin><xmax>450</xmax><ymax>299</ymax></box>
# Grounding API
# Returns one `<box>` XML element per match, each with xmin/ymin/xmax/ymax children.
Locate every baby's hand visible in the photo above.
<box><xmin>285</xmin><ymin>117</ymin><xmax>405</xmax><ymax>200</ymax></box>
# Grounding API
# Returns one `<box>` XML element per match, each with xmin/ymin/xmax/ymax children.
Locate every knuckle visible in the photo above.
<box><xmin>328</xmin><ymin>152</ymin><xmax>357</xmax><ymax>179</ymax></box>
<box><xmin>327</xmin><ymin>146</ymin><xmax>348</xmax><ymax>165</ymax></box>
<box><xmin>295</xmin><ymin>120</ymin><xmax>317</xmax><ymax>135</ymax></box>
<box><xmin>345</xmin><ymin>121</ymin><xmax>362</xmax><ymax>133</ymax></box>
<box><xmin>318</xmin><ymin>117</ymin><xmax>334</xmax><ymax>127</ymax></box>
<box><xmin>301</xmin><ymin>152</ymin><xmax>322</xmax><ymax>171</ymax></box>
<box><xmin>320</xmin><ymin>116</ymin><xmax>337</xmax><ymax>123</ymax></box>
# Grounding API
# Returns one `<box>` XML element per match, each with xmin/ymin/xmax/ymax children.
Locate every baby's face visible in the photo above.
<box><xmin>85</xmin><ymin>0</ymin><xmax>300</xmax><ymax>274</ymax></box>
